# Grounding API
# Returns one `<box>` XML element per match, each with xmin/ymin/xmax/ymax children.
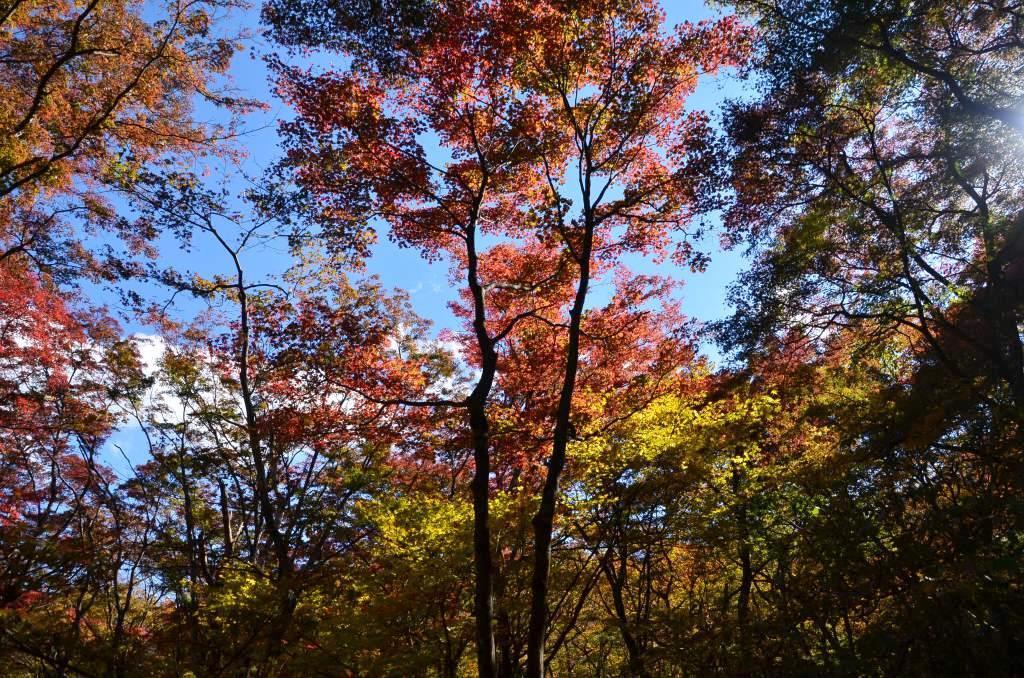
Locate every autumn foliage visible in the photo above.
<box><xmin>2</xmin><ymin>0</ymin><xmax>1023</xmax><ymax>676</ymax></box>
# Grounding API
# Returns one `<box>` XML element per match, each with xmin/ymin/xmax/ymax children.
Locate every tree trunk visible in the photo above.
<box><xmin>470</xmin><ymin>395</ymin><xmax>497</xmax><ymax>678</ymax></box>
<box><xmin>465</xmin><ymin>195</ymin><xmax>498</xmax><ymax>678</ymax></box>
<box><xmin>526</xmin><ymin>210</ymin><xmax>594</xmax><ymax>678</ymax></box>
<box><xmin>734</xmin><ymin>467</ymin><xmax>753</xmax><ymax>673</ymax></box>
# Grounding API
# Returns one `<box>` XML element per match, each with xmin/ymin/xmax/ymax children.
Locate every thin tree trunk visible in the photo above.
<box><xmin>464</xmin><ymin>174</ymin><xmax>498</xmax><ymax>677</ymax></box>
<box><xmin>470</xmin><ymin>392</ymin><xmax>497</xmax><ymax>678</ymax></box>
<box><xmin>734</xmin><ymin>467</ymin><xmax>753</xmax><ymax>673</ymax></box>
<box><xmin>526</xmin><ymin>208</ymin><xmax>595</xmax><ymax>678</ymax></box>
<box><xmin>221</xmin><ymin>235</ymin><xmax>295</xmax><ymax>663</ymax></box>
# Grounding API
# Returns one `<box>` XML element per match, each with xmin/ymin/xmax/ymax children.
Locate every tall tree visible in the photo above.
<box><xmin>121</xmin><ymin>170</ymin><xmax>453</xmax><ymax>674</ymax></box>
<box><xmin>720</xmin><ymin>0</ymin><xmax>1024</xmax><ymax>671</ymax></box>
<box><xmin>0</xmin><ymin>1</ymin><xmax>255</xmax><ymax>670</ymax></box>
<box><xmin>265</xmin><ymin>1</ymin><xmax>747</xmax><ymax>674</ymax></box>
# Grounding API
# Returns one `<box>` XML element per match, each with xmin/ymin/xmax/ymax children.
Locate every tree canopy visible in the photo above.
<box><xmin>1</xmin><ymin>0</ymin><xmax>1022</xmax><ymax>676</ymax></box>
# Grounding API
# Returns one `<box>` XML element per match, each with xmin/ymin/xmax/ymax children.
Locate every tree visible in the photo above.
<box><xmin>265</xmin><ymin>1</ymin><xmax>747</xmax><ymax>673</ymax></box>
<box><xmin>0</xmin><ymin>261</ymin><xmax>160</xmax><ymax>675</ymax></box>
<box><xmin>119</xmin><ymin>170</ymin><xmax>457</xmax><ymax>674</ymax></box>
<box><xmin>0</xmin><ymin>0</ymin><xmax>254</xmax><ymax>284</ymax></box>
<box><xmin>723</xmin><ymin>0</ymin><xmax>1024</xmax><ymax>407</ymax></box>
<box><xmin>719</xmin><ymin>0</ymin><xmax>1024</xmax><ymax>671</ymax></box>
<box><xmin>0</xmin><ymin>2</ymin><xmax>255</xmax><ymax>668</ymax></box>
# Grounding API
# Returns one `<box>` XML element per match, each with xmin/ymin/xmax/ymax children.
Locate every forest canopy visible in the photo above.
<box><xmin>0</xmin><ymin>0</ymin><xmax>1022</xmax><ymax>676</ymax></box>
